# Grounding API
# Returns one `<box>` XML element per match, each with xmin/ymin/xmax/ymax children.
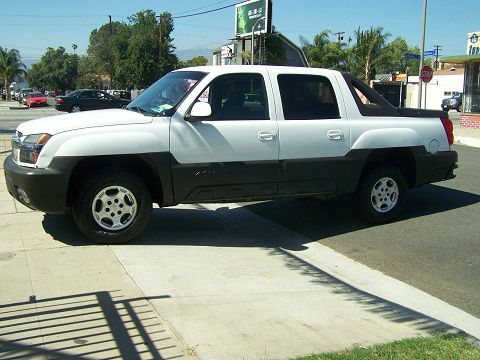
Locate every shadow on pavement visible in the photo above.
<box><xmin>39</xmin><ymin>185</ymin><xmax>480</xmax><ymax>343</ymax></box>
<box><xmin>0</xmin><ymin>129</ymin><xmax>15</xmax><ymax>134</ymax></box>
<box><xmin>0</xmin><ymin>291</ymin><xmax>180</xmax><ymax>359</ymax></box>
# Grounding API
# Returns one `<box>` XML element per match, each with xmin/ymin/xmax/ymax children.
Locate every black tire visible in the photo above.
<box><xmin>72</xmin><ymin>170</ymin><xmax>152</xmax><ymax>244</ymax></box>
<box><xmin>456</xmin><ymin>103</ymin><xmax>462</xmax><ymax>112</ymax></box>
<box><xmin>358</xmin><ymin>165</ymin><xmax>407</xmax><ymax>224</ymax></box>
<box><xmin>70</xmin><ymin>104</ymin><xmax>82</xmax><ymax>113</ymax></box>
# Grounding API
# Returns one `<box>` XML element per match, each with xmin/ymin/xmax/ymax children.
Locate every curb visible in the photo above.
<box><xmin>455</xmin><ymin>136</ymin><xmax>480</xmax><ymax>148</ymax></box>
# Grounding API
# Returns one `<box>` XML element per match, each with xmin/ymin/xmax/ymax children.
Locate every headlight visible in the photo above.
<box><xmin>23</xmin><ymin>133</ymin><xmax>51</xmax><ymax>145</ymax></box>
<box><xmin>12</xmin><ymin>133</ymin><xmax>52</xmax><ymax>164</ymax></box>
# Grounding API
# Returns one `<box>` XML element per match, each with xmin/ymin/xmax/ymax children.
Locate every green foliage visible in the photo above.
<box><xmin>292</xmin><ymin>334</ymin><xmax>480</xmax><ymax>360</ymax></box>
<box><xmin>303</xmin><ymin>27</ymin><xmax>433</xmax><ymax>82</ymax></box>
<box><xmin>115</xmin><ymin>11</ymin><xmax>179</xmax><ymax>89</ymax></box>
<box><xmin>351</xmin><ymin>27</ymin><xmax>390</xmax><ymax>82</ymax></box>
<box><xmin>178</xmin><ymin>56</ymin><xmax>209</xmax><ymax>68</ymax></box>
<box><xmin>27</xmin><ymin>47</ymin><xmax>78</xmax><ymax>93</ymax></box>
<box><xmin>76</xmin><ymin>55</ymin><xmax>104</xmax><ymax>89</ymax></box>
<box><xmin>0</xmin><ymin>47</ymin><xmax>26</xmax><ymax>100</ymax></box>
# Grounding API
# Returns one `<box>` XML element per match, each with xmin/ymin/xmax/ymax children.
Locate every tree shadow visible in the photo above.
<box><xmin>0</xmin><ymin>291</ymin><xmax>180</xmax><ymax>360</ymax></box>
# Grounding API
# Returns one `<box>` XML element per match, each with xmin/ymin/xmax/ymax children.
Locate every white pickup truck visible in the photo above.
<box><xmin>4</xmin><ymin>66</ymin><xmax>457</xmax><ymax>244</ymax></box>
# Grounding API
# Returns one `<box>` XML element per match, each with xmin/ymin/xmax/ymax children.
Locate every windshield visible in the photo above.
<box><xmin>29</xmin><ymin>92</ymin><xmax>43</xmax><ymax>97</ymax></box>
<box><xmin>452</xmin><ymin>93</ymin><xmax>462</xmax><ymax>99</ymax></box>
<box><xmin>127</xmin><ymin>71</ymin><xmax>207</xmax><ymax>116</ymax></box>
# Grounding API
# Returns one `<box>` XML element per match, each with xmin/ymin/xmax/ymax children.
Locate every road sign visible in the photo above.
<box><xmin>420</xmin><ymin>65</ymin><xmax>433</xmax><ymax>83</ymax></box>
<box><xmin>405</xmin><ymin>53</ymin><xmax>421</xmax><ymax>60</ymax></box>
<box><xmin>423</xmin><ymin>50</ymin><xmax>435</xmax><ymax>56</ymax></box>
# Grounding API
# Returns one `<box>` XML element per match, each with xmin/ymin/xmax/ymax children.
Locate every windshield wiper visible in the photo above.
<box><xmin>128</xmin><ymin>106</ymin><xmax>146</xmax><ymax>115</ymax></box>
<box><xmin>128</xmin><ymin>106</ymin><xmax>160</xmax><ymax>117</ymax></box>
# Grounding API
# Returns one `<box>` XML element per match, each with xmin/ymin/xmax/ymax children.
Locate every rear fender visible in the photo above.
<box><xmin>351</xmin><ymin>128</ymin><xmax>424</xmax><ymax>150</ymax></box>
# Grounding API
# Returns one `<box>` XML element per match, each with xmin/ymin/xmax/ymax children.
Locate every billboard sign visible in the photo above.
<box><xmin>235</xmin><ymin>0</ymin><xmax>270</xmax><ymax>38</ymax></box>
<box><xmin>467</xmin><ymin>31</ymin><xmax>480</xmax><ymax>55</ymax></box>
<box><xmin>221</xmin><ymin>44</ymin><xmax>235</xmax><ymax>58</ymax></box>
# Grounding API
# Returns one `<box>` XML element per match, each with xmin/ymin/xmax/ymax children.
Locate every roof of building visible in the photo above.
<box><xmin>441</xmin><ymin>54</ymin><xmax>480</xmax><ymax>64</ymax></box>
<box><xmin>434</xmin><ymin>68</ymin><xmax>465</xmax><ymax>75</ymax></box>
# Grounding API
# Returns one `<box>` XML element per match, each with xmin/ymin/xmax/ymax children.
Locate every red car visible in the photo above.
<box><xmin>26</xmin><ymin>92</ymin><xmax>48</xmax><ymax>108</ymax></box>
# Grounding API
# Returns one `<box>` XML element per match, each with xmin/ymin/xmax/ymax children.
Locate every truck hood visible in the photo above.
<box><xmin>16</xmin><ymin>109</ymin><xmax>153</xmax><ymax>136</ymax></box>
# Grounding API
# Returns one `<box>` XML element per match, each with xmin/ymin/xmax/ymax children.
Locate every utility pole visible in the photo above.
<box><xmin>72</xmin><ymin>44</ymin><xmax>77</xmax><ymax>55</ymax></box>
<box><xmin>109</xmin><ymin>15</ymin><xmax>112</xmax><ymax>36</ymax></box>
<box><xmin>108</xmin><ymin>15</ymin><xmax>113</xmax><ymax>89</ymax></box>
<box><xmin>157</xmin><ymin>15</ymin><xmax>163</xmax><ymax>59</ymax></box>
<box><xmin>417</xmin><ymin>0</ymin><xmax>427</xmax><ymax>109</ymax></box>
<box><xmin>434</xmin><ymin>44</ymin><xmax>442</xmax><ymax>70</ymax></box>
<box><xmin>333</xmin><ymin>31</ymin><xmax>345</xmax><ymax>43</ymax></box>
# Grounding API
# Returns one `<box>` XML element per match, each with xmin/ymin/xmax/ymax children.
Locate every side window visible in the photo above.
<box><xmin>78</xmin><ymin>91</ymin><xmax>93</xmax><ymax>99</ymax></box>
<box><xmin>277</xmin><ymin>74</ymin><xmax>340</xmax><ymax>120</ymax></box>
<box><xmin>195</xmin><ymin>73</ymin><xmax>269</xmax><ymax>120</ymax></box>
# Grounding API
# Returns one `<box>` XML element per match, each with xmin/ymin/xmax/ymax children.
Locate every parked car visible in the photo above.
<box><xmin>54</xmin><ymin>89</ymin><xmax>131</xmax><ymax>113</ymax></box>
<box><xmin>18</xmin><ymin>88</ymin><xmax>34</xmax><ymax>105</ymax></box>
<box><xmin>5</xmin><ymin>66</ymin><xmax>457</xmax><ymax>244</ymax></box>
<box><xmin>441</xmin><ymin>93</ymin><xmax>462</xmax><ymax>112</ymax></box>
<box><xmin>25</xmin><ymin>92</ymin><xmax>48</xmax><ymax>108</ymax></box>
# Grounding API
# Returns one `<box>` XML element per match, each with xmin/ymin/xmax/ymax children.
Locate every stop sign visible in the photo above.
<box><xmin>420</xmin><ymin>65</ymin><xmax>433</xmax><ymax>83</ymax></box>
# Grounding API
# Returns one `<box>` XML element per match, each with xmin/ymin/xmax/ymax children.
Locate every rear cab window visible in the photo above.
<box><xmin>277</xmin><ymin>74</ymin><xmax>340</xmax><ymax>120</ymax></box>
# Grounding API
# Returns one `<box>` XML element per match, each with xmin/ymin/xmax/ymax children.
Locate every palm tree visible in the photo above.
<box><xmin>0</xmin><ymin>47</ymin><xmax>26</xmax><ymax>101</ymax></box>
<box><xmin>352</xmin><ymin>27</ymin><xmax>390</xmax><ymax>82</ymax></box>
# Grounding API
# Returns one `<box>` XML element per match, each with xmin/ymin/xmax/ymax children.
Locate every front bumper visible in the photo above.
<box><xmin>4</xmin><ymin>155</ymin><xmax>70</xmax><ymax>213</ymax></box>
<box><xmin>414</xmin><ymin>150</ymin><xmax>458</xmax><ymax>187</ymax></box>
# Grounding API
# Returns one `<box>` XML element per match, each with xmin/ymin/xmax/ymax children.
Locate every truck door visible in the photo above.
<box><xmin>170</xmin><ymin>70</ymin><xmax>279</xmax><ymax>203</ymax></box>
<box><xmin>269</xmin><ymin>69</ymin><xmax>351</xmax><ymax>196</ymax></box>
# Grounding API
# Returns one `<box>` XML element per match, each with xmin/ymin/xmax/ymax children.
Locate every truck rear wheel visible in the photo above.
<box><xmin>73</xmin><ymin>170</ymin><xmax>152</xmax><ymax>244</ymax></box>
<box><xmin>358</xmin><ymin>165</ymin><xmax>407</xmax><ymax>224</ymax></box>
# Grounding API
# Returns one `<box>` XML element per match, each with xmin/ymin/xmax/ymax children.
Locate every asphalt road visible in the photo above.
<box><xmin>245</xmin><ymin>144</ymin><xmax>480</xmax><ymax>318</ymax></box>
<box><xmin>0</xmin><ymin>99</ymin><xmax>62</xmax><ymax>132</ymax></box>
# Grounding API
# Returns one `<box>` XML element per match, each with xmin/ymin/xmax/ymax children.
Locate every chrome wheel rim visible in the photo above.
<box><xmin>72</xmin><ymin>106</ymin><xmax>81</xmax><ymax>112</ymax></box>
<box><xmin>91</xmin><ymin>186</ymin><xmax>137</xmax><ymax>231</ymax></box>
<box><xmin>371</xmin><ymin>177</ymin><xmax>399</xmax><ymax>213</ymax></box>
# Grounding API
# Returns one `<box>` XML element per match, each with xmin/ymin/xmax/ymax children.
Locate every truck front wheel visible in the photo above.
<box><xmin>358</xmin><ymin>166</ymin><xmax>407</xmax><ymax>224</ymax></box>
<box><xmin>73</xmin><ymin>170</ymin><xmax>152</xmax><ymax>244</ymax></box>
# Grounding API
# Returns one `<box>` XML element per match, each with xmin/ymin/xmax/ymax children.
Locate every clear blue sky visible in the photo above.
<box><xmin>0</xmin><ymin>0</ymin><xmax>475</xmax><ymax>65</ymax></box>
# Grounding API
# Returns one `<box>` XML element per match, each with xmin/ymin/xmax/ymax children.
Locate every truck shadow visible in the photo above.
<box><xmin>43</xmin><ymin>184</ymin><xmax>480</xmax><ymax>249</ymax></box>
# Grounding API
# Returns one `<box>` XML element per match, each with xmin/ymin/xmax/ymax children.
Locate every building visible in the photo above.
<box><xmin>440</xmin><ymin>31</ymin><xmax>480</xmax><ymax>128</ymax></box>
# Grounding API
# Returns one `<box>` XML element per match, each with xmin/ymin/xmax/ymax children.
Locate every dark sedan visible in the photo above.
<box><xmin>54</xmin><ymin>89</ymin><xmax>130</xmax><ymax>113</ymax></box>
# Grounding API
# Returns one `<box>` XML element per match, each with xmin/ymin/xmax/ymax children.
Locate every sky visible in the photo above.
<box><xmin>0</xmin><ymin>0</ymin><xmax>476</xmax><ymax>66</ymax></box>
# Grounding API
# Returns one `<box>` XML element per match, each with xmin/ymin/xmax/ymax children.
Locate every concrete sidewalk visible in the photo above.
<box><xmin>454</xmin><ymin>125</ymin><xmax>480</xmax><ymax>148</ymax></box>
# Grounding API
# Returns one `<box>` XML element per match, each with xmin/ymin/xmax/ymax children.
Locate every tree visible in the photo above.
<box><xmin>87</xmin><ymin>21</ymin><xmax>129</xmax><ymax>88</ymax></box>
<box><xmin>0</xmin><ymin>47</ymin><xmax>25</xmax><ymax>100</ymax></box>
<box><xmin>76</xmin><ymin>55</ymin><xmax>104</xmax><ymax>89</ymax></box>
<box><xmin>351</xmin><ymin>27</ymin><xmax>390</xmax><ymax>82</ymax></box>
<box><xmin>301</xmin><ymin>30</ymin><xmax>350</xmax><ymax>71</ymax></box>
<box><xmin>178</xmin><ymin>56</ymin><xmax>208</xmax><ymax>68</ymax></box>
<box><xmin>27</xmin><ymin>47</ymin><xmax>78</xmax><ymax>93</ymax></box>
<box><xmin>114</xmin><ymin>10</ymin><xmax>178</xmax><ymax>89</ymax></box>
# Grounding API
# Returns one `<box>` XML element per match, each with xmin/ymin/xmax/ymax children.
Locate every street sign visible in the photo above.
<box><xmin>405</xmin><ymin>53</ymin><xmax>421</xmax><ymax>60</ymax></box>
<box><xmin>420</xmin><ymin>65</ymin><xmax>433</xmax><ymax>83</ymax></box>
<box><xmin>423</xmin><ymin>50</ymin><xmax>435</xmax><ymax>56</ymax></box>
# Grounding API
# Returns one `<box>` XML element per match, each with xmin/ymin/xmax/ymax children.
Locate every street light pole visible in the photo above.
<box><xmin>251</xmin><ymin>16</ymin><xmax>266</xmax><ymax>65</ymax></box>
<box><xmin>417</xmin><ymin>0</ymin><xmax>427</xmax><ymax>108</ymax></box>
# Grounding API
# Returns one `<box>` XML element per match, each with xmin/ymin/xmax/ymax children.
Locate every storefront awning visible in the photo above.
<box><xmin>441</xmin><ymin>54</ymin><xmax>480</xmax><ymax>64</ymax></box>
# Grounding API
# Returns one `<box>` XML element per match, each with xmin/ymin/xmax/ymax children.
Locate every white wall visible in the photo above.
<box><xmin>407</xmin><ymin>73</ymin><xmax>463</xmax><ymax>109</ymax></box>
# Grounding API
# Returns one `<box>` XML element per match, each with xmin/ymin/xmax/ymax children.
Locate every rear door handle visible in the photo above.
<box><xmin>327</xmin><ymin>130</ymin><xmax>344</xmax><ymax>140</ymax></box>
<box><xmin>258</xmin><ymin>131</ymin><xmax>277</xmax><ymax>141</ymax></box>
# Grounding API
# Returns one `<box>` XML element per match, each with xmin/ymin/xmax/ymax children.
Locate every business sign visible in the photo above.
<box><xmin>467</xmin><ymin>31</ymin><xmax>480</xmax><ymax>55</ymax></box>
<box><xmin>221</xmin><ymin>45</ymin><xmax>235</xmax><ymax>58</ymax></box>
<box><xmin>235</xmin><ymin>0</ymin><xmax>270</xmax><ymax>38</ymax></box>
<box><xmin>420</xmin><ymin>65</ymin><xmax>433</xmax><ymax>83</ymax></box>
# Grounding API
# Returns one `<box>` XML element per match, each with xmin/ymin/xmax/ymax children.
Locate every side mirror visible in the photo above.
<box><xmin>187</xmin><ymin>102</ymin><xmax>212</xmax><ymax>121</ymax></box>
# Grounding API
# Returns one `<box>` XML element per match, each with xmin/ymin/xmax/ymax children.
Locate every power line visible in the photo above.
<box><xmin>173</xmin><ymin>0</ymin><xmax>230</xmax><ymax>16</ymax></box>
<box><xmin>172</xmin><ymin>1</ymin><xmax>244</xmax><ymax>19</ymax></box>
<box><xmin>0</xmin><ymin>14</ymin><xmax>124</xmax><ymax>18</ymax></box>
